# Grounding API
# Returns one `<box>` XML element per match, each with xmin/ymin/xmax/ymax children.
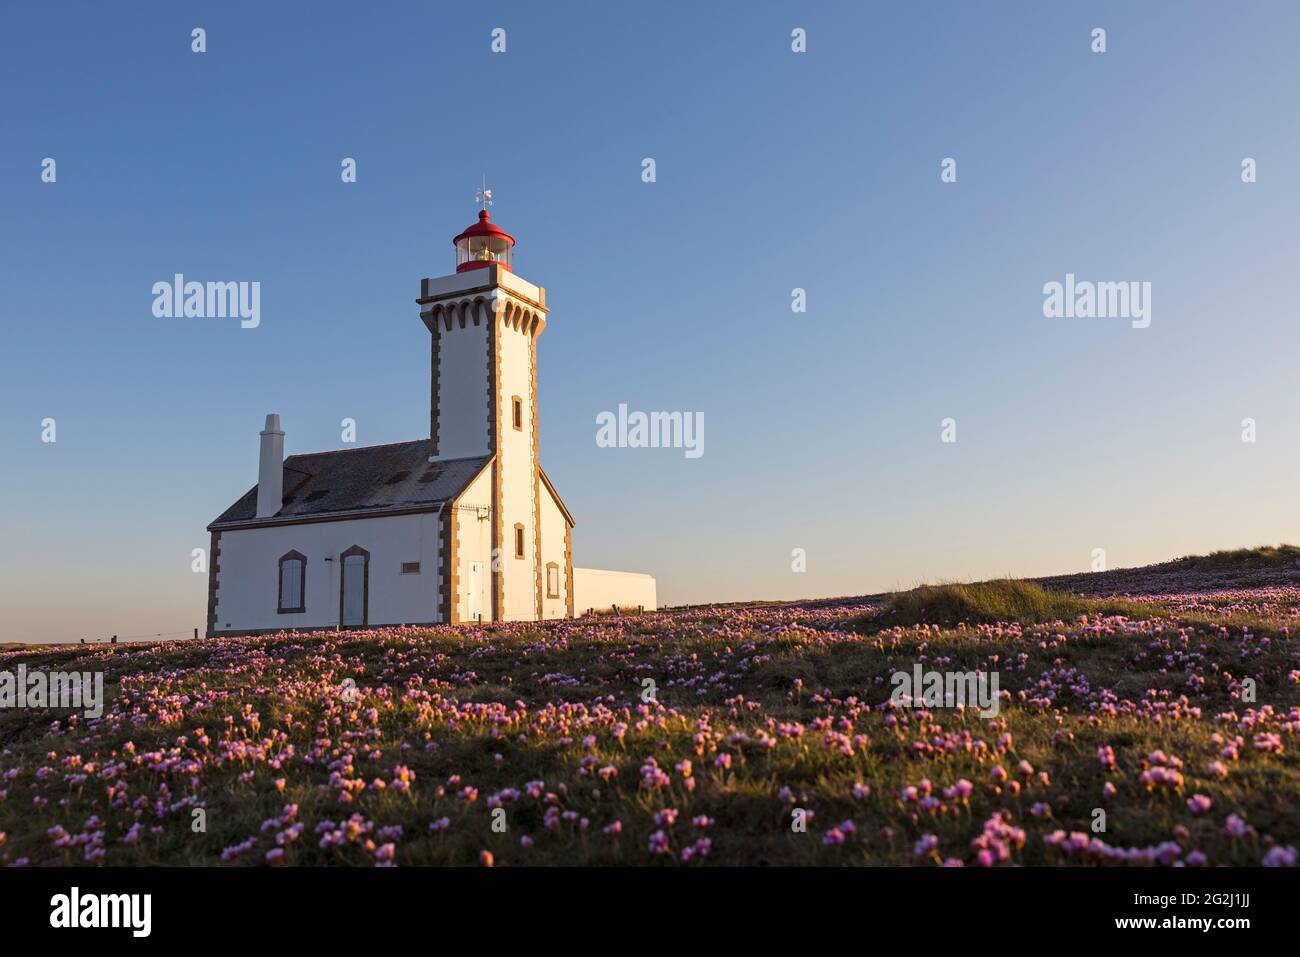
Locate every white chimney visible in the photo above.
<box><xmin>256</xmin><ymin>413</ymin><xmax>285</xmax><ymax>518</ymax></box>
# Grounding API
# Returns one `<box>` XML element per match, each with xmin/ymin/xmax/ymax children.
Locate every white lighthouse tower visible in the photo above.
<box><xmin>417</xmin><ymin>201</ymin><xmax>554</xmax><ymax>622</ymax></box>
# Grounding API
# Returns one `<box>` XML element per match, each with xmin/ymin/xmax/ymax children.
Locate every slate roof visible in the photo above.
<box><xmin>209</xmin><ymin>441</ymin><xmax>490</xmax><ymax>529</ymax></box>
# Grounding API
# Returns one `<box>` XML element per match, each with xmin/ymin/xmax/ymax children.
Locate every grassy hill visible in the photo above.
<box><xmin>1036</xmin><ymin>543</ymin><xmax>1300</xmax><ymax>596</ymax></box>
<box><xmin>1</xmin><ymin>547</ymin><xmax>1297</xmax><ymax>867</ymax></box>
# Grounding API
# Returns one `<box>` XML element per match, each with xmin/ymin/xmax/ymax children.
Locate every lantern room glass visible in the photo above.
<box><xmin>456</xmin><ymin>234</ymin><xmax>512</xmax><ymax>270</ymax></box>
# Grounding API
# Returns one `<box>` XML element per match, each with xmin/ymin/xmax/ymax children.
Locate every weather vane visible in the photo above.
<box><xmin>476</xmin><ymin>176</ymin><xmax>493</xmax><ymax>212</ymax></box>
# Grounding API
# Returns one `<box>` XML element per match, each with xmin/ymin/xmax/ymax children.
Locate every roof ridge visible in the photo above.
<box><xmin>285</xmin><ymin>438</ymin><xmax>430</xmax><ymax>460</ymax></box>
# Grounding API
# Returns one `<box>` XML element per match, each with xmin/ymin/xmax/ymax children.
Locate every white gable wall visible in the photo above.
<box><xmin>213</xmin><ymin>512</ymin><xmax>442</xmax><ymax>633</ymax></box>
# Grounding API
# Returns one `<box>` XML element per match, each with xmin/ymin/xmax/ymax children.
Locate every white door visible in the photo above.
<box><xmin>467</xmin><ymin>561</ymin><xmax>485</xmax><ymax>622</ymax></box>
<box><xmin>341</xmin><ymin>554</ymin><xmax>367</xmax><ymax>626</ymax></box>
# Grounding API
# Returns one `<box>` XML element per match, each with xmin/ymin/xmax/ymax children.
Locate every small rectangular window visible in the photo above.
<box><xmin>400</xmin><ymin>562</ymin><xmax>421</xmax><ymax>575</ymax></box>
<box><xmin>512</xmin><ymin>396</ymin><xmax>523</xmax><ymax>431</ymax></box>
<box><xmin>546</xmin><ymin>563</ymin><xmax>560</xmax><ymax>599</ymax></box>
<box><xmin>514</xmin><ymin>524</ymin><xmax>525</xmax><ymax>559</ymax></box>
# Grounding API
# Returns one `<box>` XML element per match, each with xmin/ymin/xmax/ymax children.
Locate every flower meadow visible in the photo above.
<box><xmin>1</xmin><ymin>580</ymin><xmax>1298</xmax><ymax>867</ymax></box>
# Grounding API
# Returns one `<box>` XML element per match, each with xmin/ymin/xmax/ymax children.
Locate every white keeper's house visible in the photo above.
<box><xmin>205</xmin><ymin>205</ymin><xmax>656</xmax><ymax>636</ymax></box>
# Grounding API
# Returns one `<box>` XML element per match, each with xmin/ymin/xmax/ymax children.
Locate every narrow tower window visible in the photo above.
<box><xmin>512</xmin><ymin>396</ymin><xmax>523</xmax><ymax>431</ymax></box>
<box><xmin>514</xmin><ymin>524</ymin><xmax>525</xmax><ymax>559</ymax></box>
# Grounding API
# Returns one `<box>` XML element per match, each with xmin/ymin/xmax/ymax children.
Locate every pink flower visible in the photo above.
<box><xmin>1262</xmin><ymin>845</ymin><xmax>1298</xmax><ymax>867</ymax></box>
<box><xmin>1187</xmin><ymin>794</ymin><xmax>1212</xmax><ymax>815</ymax></box>
<box><xmin>1223</xmin><ymin>814</ymin><xmax>1251</xmax><ymax>839</ymax></box>
<box><xmin>681</xmin><ymin>838</ymin><xmax>712</xmax><ymax>861</ymax></box>
<box><xmin>946</xmin><ymin>779</ymin><xmax>973</xmax><ymax>801</ymax></box>
<box><xmin>1254</xmin><ymin>733</ymin><xmax>1284</xmax><ymax>754</ymax></box>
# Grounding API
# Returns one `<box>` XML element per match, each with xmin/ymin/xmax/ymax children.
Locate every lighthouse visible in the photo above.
<box><xmin>418</xmin><ymin>203</ymin><xmax>556</xmax><ymax>622</ymax></box>
<box><xmin>205</xmin><ymin>193</ymin><xmax>654</xmax><ymax>636</ymax></box>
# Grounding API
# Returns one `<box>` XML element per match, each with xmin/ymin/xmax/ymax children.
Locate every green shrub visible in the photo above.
<box><xmin>857</xmin><ymin>579</ymin><xmax>1150</xmax><ymax>631</ymax></box>
<box><xmin>1168</xmin><ymin>544</ymin><xmax>1300</xmax><ymax>571</ymax></box>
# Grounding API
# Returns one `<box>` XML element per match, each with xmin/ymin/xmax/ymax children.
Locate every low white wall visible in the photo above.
<box><xmin>573</xmin><ymin>567</ymin><xmax>657</xmax><ymax>613</ymax></box>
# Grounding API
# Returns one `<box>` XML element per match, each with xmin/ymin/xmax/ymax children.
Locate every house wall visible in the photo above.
<box><xmin>539</xmin><ymin>485</ymin><xmax>570</xmax><ymax>620</ymax></box>
<box><xmin>211</xmin><ymin>512</ymin><xmax>442</xmax><ymax>634</ymax></box>
<box><xmin>452</xmin><ymin>464</ymin><xmax>494</xmax><ymax>623</ymax></box>
<box><xmin>574</xmin><ymin>568</ymin><xmax>657</xmax><ymax>614</ymax></box>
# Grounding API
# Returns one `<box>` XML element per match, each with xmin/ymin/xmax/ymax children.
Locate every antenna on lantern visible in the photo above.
<box><xmin>475</xmin><ymin>177</ymin><xmax>493</xmax><ymax>212</ymax></box>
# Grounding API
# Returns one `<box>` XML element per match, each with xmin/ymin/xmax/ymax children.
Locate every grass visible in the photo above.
<box><xmin>0</xmin><ymin>563</ymin><xmax>1297</xmax><ymax>867</ymax></box>
<box><xmin>1167</xmin><ymin>544</ymin><xmax>1300</xmax><ymax>571</ymax></box>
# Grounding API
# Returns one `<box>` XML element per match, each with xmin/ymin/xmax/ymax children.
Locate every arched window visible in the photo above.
<box><xmin>278</xmin><ymin>550</ymin><xmax>306</xmax><ymax>614</ymax></box>
<box><xmin>339</xmin><ymin>545</ymin><xmax>370</xmax><ymax>627</ymax></box>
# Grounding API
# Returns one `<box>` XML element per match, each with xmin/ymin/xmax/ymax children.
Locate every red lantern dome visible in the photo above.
<box><xmin>453</xmin><ymin>210</ymin><xmax>515</xmax><ymax>273</ymax></box>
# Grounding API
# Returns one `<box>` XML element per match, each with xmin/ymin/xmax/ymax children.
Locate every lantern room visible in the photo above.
<box><xmin>454</xmin><ymin>210</ymin><xmax>515</xmax><ymax>273</ymax></box>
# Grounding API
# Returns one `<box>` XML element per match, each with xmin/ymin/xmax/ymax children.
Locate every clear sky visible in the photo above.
<box><xmin>4</xmin><ymin>1</ymin><xmax>1300</xmax><ymax>643</ymax></box>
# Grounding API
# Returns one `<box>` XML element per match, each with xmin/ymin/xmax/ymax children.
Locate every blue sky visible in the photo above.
<box><xmin>4</xmin><ymin>1</ymin><xmax>1300</xmax><ymax>642</ymax></box>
